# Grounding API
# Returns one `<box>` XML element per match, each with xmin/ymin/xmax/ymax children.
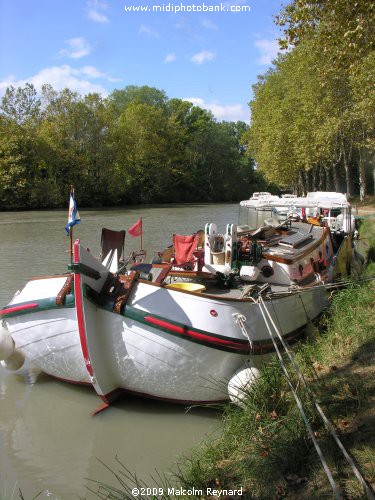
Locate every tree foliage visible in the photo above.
<box><xmin>248</xmin><ymin>0</ymin><xmax>375</xmax><ymax>198</ymax></box>
<box><xmin>0</xmin><ymin>84</ymin><xmax>267</xmax><ymax>209</ymax></box>
<box><xmin>276</xmin><ymin>0</ymin><xmax>375</xmax><ymax>70</ymax></box>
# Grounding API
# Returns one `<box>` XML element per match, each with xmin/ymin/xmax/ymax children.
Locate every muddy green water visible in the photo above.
<box><xmin>0</xmin><ymin>203</ymin><xmax>244</xmax><ymax>499</ymax></box>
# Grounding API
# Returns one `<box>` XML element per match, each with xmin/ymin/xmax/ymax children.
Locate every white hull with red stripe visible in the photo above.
<box><xmin>1</xmin><ymin>242</ymin><xmax>329</xmax><ymax>404</ymax></box>
<box><xmin>98</xmin><ymin>284</ymin><xmax>327</xmax><ymax>402</ymax></box>
<box><xmin>2</xmin><ymin>277</ymin><xmax>90</xmax><ymax>384</ymax></box>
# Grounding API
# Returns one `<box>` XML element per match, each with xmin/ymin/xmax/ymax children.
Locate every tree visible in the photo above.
<box><xmin>0</xmin><ymin>84</ymin><xmax>43</xmax><ymax>208</ymax></box>
<box><xmin>276</xmin><ymin>0</ymin><xmax>375</xmax><ymax>72</ymax></box>
<box><xmin>0</xmin><ymin>83</ymin><xmax>260</xmax><ymax>209</ymax></box>
<box><xmin>0</xmin><ymin>83</ymin><xmax>41</xmax><ymax>124</ymax></box>
<box><xmin>110</xmin><ymin>102</ymin><xmax>180</xmax><ymax>203</ymax></box>
<box><xmin>248</xmin><ymin>8</ymin><xmax>375</xmax><ymax>199</ymax></box>
<box><xmin>108</xmin><ymin>86</ymin><xmax>167</xmax><ymax>117</ymax></box>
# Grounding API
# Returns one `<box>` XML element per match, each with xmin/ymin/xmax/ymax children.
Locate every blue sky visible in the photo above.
<box><xmin>0</xmin><ymin>0</ymin><xmax>284</xmax><ymax>122</ymax></box>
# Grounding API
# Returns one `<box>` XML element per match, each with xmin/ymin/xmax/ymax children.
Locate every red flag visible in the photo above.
<box><xmin>128</xmin><ymin>218</ymin><xmax>142</xmax><ymax>238</ymax></box>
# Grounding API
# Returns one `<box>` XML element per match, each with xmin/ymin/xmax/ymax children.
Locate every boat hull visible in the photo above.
<box><xmin>90</xmin><ymin>282</ymin><xmax>327</xmax><ymax>402</ymax></box>
<box><xmin>1</xmin><ymin>244</ymin><xmax>329</xmax><ymax>403</ymax></box>
<box><xmin>3</xmin><ymin>277</ymin><xmax>90</xmax><ymax>384</ymax></box>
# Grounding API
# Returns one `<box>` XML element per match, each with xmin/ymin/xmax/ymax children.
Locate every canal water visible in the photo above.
<box><xmin>0</xmin><ymin>203</ymin><xmax>242</xmax><ymax>499</ymax></box>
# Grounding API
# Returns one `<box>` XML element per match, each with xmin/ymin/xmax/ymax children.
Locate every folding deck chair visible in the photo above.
<box><xmin>171</xmin><ymin>233</ymin><xmax>203</xmax><ymax>271</ymax></box>
<box><xmin>100</xmin><ymin>228</ymin><xmax>126</xmax><ymax>272</ymax></box>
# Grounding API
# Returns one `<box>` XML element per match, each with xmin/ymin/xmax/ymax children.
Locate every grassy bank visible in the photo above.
<box><xmin>173</xmin><ymin>282</ymin><xmax>375</xmax><ymax>499</ymax></box>
<box><xmin>91</xmin><ymin>219</ymin><xmax>375</xmax><ymax>499</ymax></box>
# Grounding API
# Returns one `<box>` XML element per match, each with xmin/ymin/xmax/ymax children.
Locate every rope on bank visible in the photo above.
<box><xmin>257</xmin><ymin>297</ymin><xmax>343</xmax><ymax>499</ymax></box>
<box><xmin>265</xmin><ymin>274</ymin><xmax>375</xmax><ymax>300</ymax></box>
<box><xmin>258</xmin><ymin>296</ymin><xmax>375</xmax><ymax>500</ymax></box>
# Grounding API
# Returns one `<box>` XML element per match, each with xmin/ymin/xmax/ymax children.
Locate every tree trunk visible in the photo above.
<box><xmin>312</xmin><ymin>166</ymin><xmax>317</xmax><ymax>191</ymax></box>
<box><xmin>332</xmin><ymin>160</ymin><xmax>340</xmax><ymax>192</ymax></box>
<box><xmin>358</xmin><ymin>147</ymin><xmax>367</xmax><ymax>201</ymax></box>
<box><xmin>331</xmin><ymin>134</ymin><xmax>342</xmax><ymax>193</ymax></box>
<box><xmin>324</xmin><ymin>164</ymin><xmax>332</xmax><ymax>191</ymax></box>
<box><xmin>306</xmin><ymin>169</ymin><xmax>313</xmax><ymax>191</ymax></box>
<box><xmin>298</xmin><ymin>169</ymin><xmax>307</xmax><ymax>195</ymax></box>
<box><xmin>318</xmin><ymin>164</ymin><xmax>325</xmax><ymax>191</ymax></box>
<box><xmin>340</xmin><ymin>135</ymin><xmax>353</xmax><ymax>199</ymax></box>
<box><xmin>303</xmin><ymin>169</ymin><xmax>309</xmax><ymax>194</ymax></box>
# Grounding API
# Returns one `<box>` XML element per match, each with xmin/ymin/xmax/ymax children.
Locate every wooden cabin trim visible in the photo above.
<box><xmin>262</xmin><ymin>227</ymin><xmax>329</xmax><ymax>265</ymax></box>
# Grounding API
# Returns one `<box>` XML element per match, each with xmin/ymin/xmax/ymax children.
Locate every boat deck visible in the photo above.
<box><xmin>245</xmin><ymin>221</ymin><xmax>326</xmax><ymax>264</ymax></box>
<box><xmin>164</xmin><ymin>277</ymin><xmax>316</xmax><ymax>301</ymax></box>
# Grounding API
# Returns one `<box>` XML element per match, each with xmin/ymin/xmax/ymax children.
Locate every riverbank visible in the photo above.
<box><xmin>173</xmin><ymin>218</ymin><xmax>375</xmax><ymax>499</ymax></box>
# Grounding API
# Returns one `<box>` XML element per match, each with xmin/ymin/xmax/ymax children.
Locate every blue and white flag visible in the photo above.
<box><xmin>65</xmin><ymin>191</ymin><xmax>81</xmax><ymax>235</ymax></box>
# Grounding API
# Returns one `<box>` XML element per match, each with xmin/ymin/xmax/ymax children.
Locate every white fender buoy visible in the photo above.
<box><xmin>0</xmin><ymin>323</ymin><xmax>15</xmax><ymax>360</ymax></box>
<box><xmin>228</xmin><ymin>363</ymin><xmax>261</xmax><ymax>408</ymax></box>
<box><xmin>0</xmin><ymin>323</ymin><xmax>25</xmax><ymax>371</ymax></box>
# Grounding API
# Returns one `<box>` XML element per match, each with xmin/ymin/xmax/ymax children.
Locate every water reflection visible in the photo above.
<box><xmin>0</xmin><ymin>204</ymin><xmax>237</xmax><ymax>498</ymax></box>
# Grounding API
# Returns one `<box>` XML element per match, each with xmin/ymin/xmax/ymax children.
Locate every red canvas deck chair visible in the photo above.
<box><xmin>101</xmin><ymin>228</ymin><xmax>126</xmax><ymax>267</ymax></box>
<box><xmin>172</xmin><ymin>233</ymin><xmax>203</xmax><ymax>271</ymax></box>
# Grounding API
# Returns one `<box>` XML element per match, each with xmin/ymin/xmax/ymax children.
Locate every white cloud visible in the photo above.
<box><xmin>0</xmin><ymin>65</ymin><xmax>120</xmax><ymax>96</ymax></box>
<box><xmin>164</xmin><ymin>53</ymin><xmax>176</xmax><ymax>63</ymax></box>
<box><xmin>254</xmin><ymin>38</ymin><xmax>279</xmax><ymax>65</ymax></box>
<box><xmin>59</xmin><ymin>38</ymin><xmax>93</xmax><ymax>59</ymax></box>
<box><xmin>80</xmin><ymin>65</ymin><xmax>121</xmax><ymax>82</ymax></box>
<box><xmin>183</xmin><ymin>97</ymin><xmax>249</xmax><ymax>122</ymax></box>
<box><xmin>191</xmin><ymin>50</ymin><xmax>216</xmax><ymax>65</ymax></box>
<box><xmin>201</xmin><ymin>19</ymin><xmax>218</xmax><ymax>30</ymax></box>
<box><xmin>138</xmin><ymin>24</ymin><xmax>160</xmax><ymax>38</ymax></box>
<box><xmin>86</xmin><ymin>0</ymin><xmax>109</xmax><ymax>24</ymax></box>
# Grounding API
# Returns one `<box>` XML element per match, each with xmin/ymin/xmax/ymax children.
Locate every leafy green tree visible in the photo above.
<box><xmin>0</xmin><ymin>115</ymin><xmax>44</xmax><ymax>208</ymax></box>
<box><xmin>265</xmin><ymin>0</ymin><xmax>375</xmax><ymax>198</ymax></box>
<box><xmin>110</xmin><ymin>102</ymin><xmax>179</xmax><ymax>203</ymax></box>
<box><xmin>0</xmin><ymin>83</ymin><xmax>41</xmax><ymax>124</ymax></box>
<box><xmin>0</xmin><ymin>84</ymin><xmax>44</xmax><ymax>208</ymax></box>
<box><xmin>276</xmin><ymin>0</ymin><xmax>375</xmax><ymax>71</ymax></box>
<box><xmin>0</xmin><ymin>83</ymin><xmax>260</xmax><ymax>209</ymax></box>
<box><xmin>108</xmin><ymin>86</ymin><xmax>167</xmax><ymax>117</ymax></box>
<box><xmin>37</xmin><ymin>88</ymin><xmax>114</xmax><ymax>206</ymax></box>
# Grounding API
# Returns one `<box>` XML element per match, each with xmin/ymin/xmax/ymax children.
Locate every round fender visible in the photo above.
<box><xmin>0</xmin><ymin>323</ymin><xmax>15</xmax><ymax>360</ymax></box>
<box><xmin>228</xmin><ymin>364</ymin><xmax>261</xmax><ymax>408</ymax></box>
<box><xmin>1</xmin><ymin>350</ymin><xmax>25</xmax><ymax>371</ymax></box>
<box><xmin>0</xmin><ymin>323</ymin><xmax>26</xmax><ymax>371</ymax></box>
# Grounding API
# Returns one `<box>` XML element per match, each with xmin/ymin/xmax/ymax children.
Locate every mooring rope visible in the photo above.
<box><xmin>265</xmin><ymin>274</ymin><xmax>375</xmax><ymax>300</ymax></box>
<box><xmin>233</xmin><ymin>313</ymin><xmax>253</xmax><ymax>351</ymax></box>
<box><xmin>258</xmin><ymin>296</ymin><xmax>375</xmax><ymax>500</ymax></box>
<box><xmin>257</xmin><ymin>298</ymin><xmax>343</xmax><ymax>499</ymax></box>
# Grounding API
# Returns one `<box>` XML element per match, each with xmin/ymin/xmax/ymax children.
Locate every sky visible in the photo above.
<box><xmin>0</xmin><ymin>0</ymin><xmax>285</xmax><ymax>122</ymax></box>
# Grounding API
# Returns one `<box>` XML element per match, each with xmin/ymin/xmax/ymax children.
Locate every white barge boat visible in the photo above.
<box><xmin>0</xmin><ymin>203</ymin><xmax>359</xmax><ymax>405</ymax></box>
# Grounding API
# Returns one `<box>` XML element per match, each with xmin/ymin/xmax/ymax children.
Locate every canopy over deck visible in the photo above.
<box><xmin>241</xmin><ymin>192</ymin><xmax>351</xmax><ymax>210</ymax></box>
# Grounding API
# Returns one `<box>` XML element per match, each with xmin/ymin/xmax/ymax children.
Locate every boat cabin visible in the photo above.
<box><xmin>203</xmin><ymin>220</ymin><xmax>333</xmax><ymax>286</ymax></box>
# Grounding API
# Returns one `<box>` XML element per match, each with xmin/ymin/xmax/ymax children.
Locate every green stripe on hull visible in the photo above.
<box><xmin>1</xmin><ymin>295</ymin><xmax>75</xmax><ymax>319</ymax></box>
<box><xmin>123</xmin><ymin>305</ymin><xmax>251</xmax><ymax>354</ymax></box>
